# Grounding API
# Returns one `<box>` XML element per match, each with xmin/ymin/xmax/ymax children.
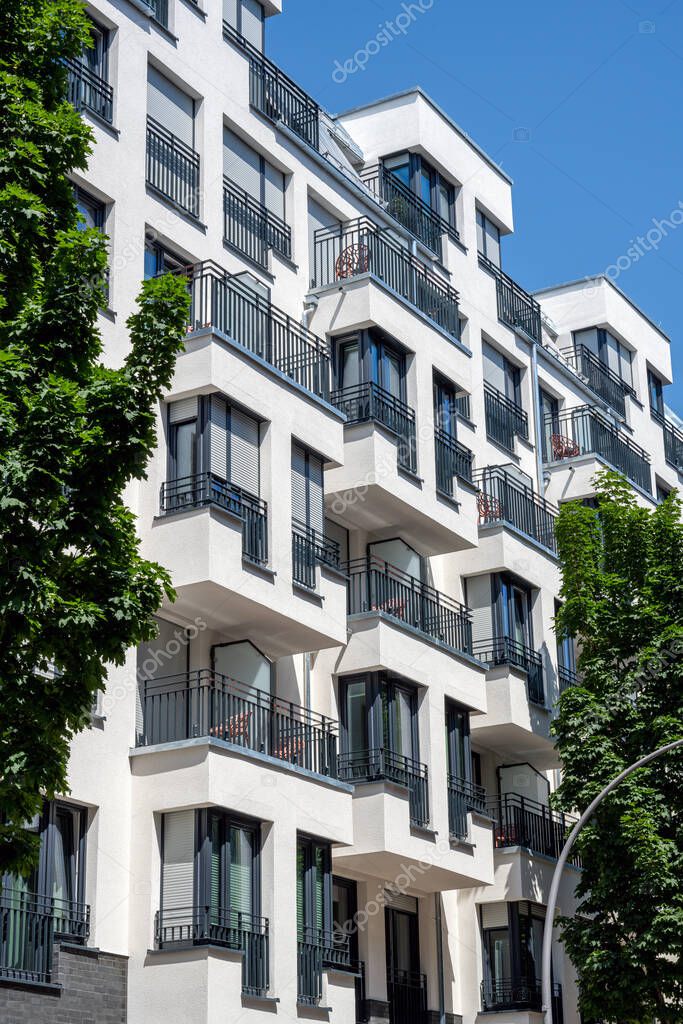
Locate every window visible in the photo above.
<box><xmin>223</xmin><ymin>127</ymin><xmax>285</xmax><ymax>222</ymax></box>
<box><xmin>340</xmin><ymin>674</ymin><xmax>419</xmax><ymax>763</ymax></box>
<box><xmin>147</xmin><ymin>67</ymin><xmax>195</xmax><ymax>148</ymax></box>
<box><xmin>656</xmin><ymin>480</ymin><xmax>672</xmax><ymax>503</ymax></box>
<box><xmin>555</xmin><ymin>601</ymin><xmax>576</xmax><ymax>678</ymax></box>
<box><xmin>574</xmin><ymin>327</ymin><xmax>633</xmax><ymax>388</ymax></box>
<box><xmin>337</xmin><ymin>330</ymin><xmax>406</xmax><ymax>400</ymax></box>
<box><xmin>476</xmin><ymin>209</ymin><xmax>501</xmax><ymax>267</ymax></box>
<box><xmin>483</xmin><ymin>342</ymin><xmax>521</xmax><ymax>405</ymax></box>
<box><xmin>495</xmin><ymin>575</ymin><xmax>533</xmax><ymax>650</ymax></box>
<box><xmin>223</xmin><ymin>0</ymin><xmax>265</xmax><ymax>50</ymax></box>
<box><xmin>433</xmin><ymin>374</ymin><xmax>459</xmax><ymax>437</ymax></box>
<box><xmin>648</xmin><ymin>369</ymin><xmax>664</xmax><ymax>418</ymax></box>
<box><xmin>144</xmin><ymin>239</ymin><xmax>186</xmax><ymax>279</ymax></box>
<box><xmin>383</xmin><ymin>151</ymin><xmax>457</xmax><ymax>230</ymax></box>
<box><xmin>297</xmin><ymin>835</ymin><xmax>332</xmax><ymax>939</ymax></box>
<box><xmin>539</xmin><ymin>388</ymin><xmax>560</xmax><ymax>457</ymax></box>
<box><xmin>82</xmin><ymin>18</ymin><xmax>109</xmax><ymax>81</ymax></box>
<box><xmin>291</xmin><ymin>443</ymin><xmax>324</xmax><ymax>534</ymax></box>
<box><xmin>75</xmin><ymin>187</ymin><xmax>105</xmax><ymax>232</ymax></box>
<box><xmin>481</xmin><ymin>902</ymin><xmax>548</xmax><ymax>1007</ymax></box>
<box><xmin>445</xmin><ymin>703</ymin><xmax>472</xmax><ymax>781</ymax></box>
<box><xmin>167</xmin><ymin>395</ymin><xmax>260</xmax><ymax>497</ymax></box>
<box><xmin>212</xmin><ymin>640</ymin><xmax>272</xmax><ymax>694</ymax></box>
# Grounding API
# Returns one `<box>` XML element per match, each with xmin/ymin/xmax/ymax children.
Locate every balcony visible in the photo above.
<box><xmin>561</xmin><ymin>344</ymin><xmax>635</xmax><ymax>417</ymax></box>
<box><xmin>178</xmin><ymin>261</ymin><xmax>331</xmax><ymax>401</ymax></box>
<box><xmin>346</xmin><ymin>557</ymin><xmax>474</xmax><ymax>658</ymax></box>
<box><xmin>0</xmin><ymin>889</ymin><xmax>90</xmax><ymax>986</ymax></box>
<box><xmin>435</xmin><ymin>428</ymin><xmax>474</xmax><ymax>496</ymax></box>
<box><xmin>338</xmin><ymin>748</ymin><xmax>429</xmax><ymax>828</ymax></box>
<box><xmin>473</xmin><ymin>636</ymin><xmax>545</xmax><ymax>706</ymax></box>
<box><xmin>543</xmin><ymin>405</ymin><xmax>652</xmax><ymax>494</ymax></box>
<box><xmin>139</xmin><ymin>668</ymin><xmax>339</xmax><ymax>777</ymax></box>
<box><xmin>481</xmin><ymin>977</ymin><xmax>563</xmax><ymax>1021</ymax></box>
<box><xmin>479</xmin><ymin>253</ymin><xmax>542</xmax><ymax>343</ymax></box>
<box><xmin>484</xmin><ymin>383</ymin><xmax>529</xmax><ymax>451</ymax></box>
<box><xmin>146</xmin><ymin>116</ymin><xmax>200</xmax><ymax>218</ymax></box>
<box><xmin>65</xmin><ymin>57</ymin><xmax>113</xmax><ymax>124</ymax></box>
<box><xmin>292</xmin><ymin>518</ymin><xmax>341</xmax><ymax>589</ymax></box>
<box><xmin>448</xmin><ymin>775</ymin><xmax>487</xmax><ymax>840</ymax></box>
<box><xmin>475</xmin><ymin>467</ymin><xmax>558</xmax><ymax>553</ymax></box>
<box><xmin>332</xmin><ymin>382</ymin><xmax>416</xmax><ymax>474</ymax></box>
<box><xmin>488</xmin><ymin>793</ymin><xmax>580</xmax><ymax>865</ymax></box>
<box><xmin>313</xmin><ymin>218</ymin><xmax>460</xmax><ymax>339</ymax></box>
<box><xmin>297</xmin><ymin>927</ymin><xmax>357</xmax><ymax>1007</ymax></box>
<box><xmin>558</xmin><ymin>665</ymin><xmax>578</xmax><ymax>692</ymax></box>
<box><xmin>387</xmin><ymin>968</ymin><xmax>428</xmax><ymax>1024</ymax></box>
<box><xmin>223</xmin><ymin>23</ymin><xmax>320</xmax><ymax>151</ymax></box>
<box><xmin>155</xmin><ymin>905</ymin><xmax>268</xmax><ymax>997</ymax></box>
<box><xmin>652</xmin><ymin>409</ymin><xmax>683</xmax><ymax>472</ymax></box>
<box><xmin>223</xmin><ymin>176</ymin><xmax>291</xmax><ymax>267</ymax></box>
<box><xmin>160</xmin><ymin>472</ymin><xmax>268</xmax><ymax>565</ymax></box>
<box><xmin>361</xmin><ymin>164</ymin><xmax>459</xmax><ymax>255</ymax></box>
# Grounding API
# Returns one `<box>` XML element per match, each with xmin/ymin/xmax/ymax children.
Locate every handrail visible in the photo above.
<box><xmin>484</xmin><ymin>382</ymin><xmax>529</xmax><ymax>450</ymax></box>
<box><xmin>447</xmin><ymin>774</ymin><xmax>487</xmax><ymax>839</ymax></box>
<box><xmin>486</xmin><ymin>792</ymin><xmax>581</xmax><ymax>866</ymax></box>
<box><xmin>338</xmin><ymin>747</ymin><xmax>430</xmax><ymax>827</ymax></box>
<box><xmin>146</xmin><ymin>115</ymin><xmax>200</xmax><ymax>218</ymax></box>
<box><xmin>345</xmin><ymin>555</ymin><xmax>474</xmax><ymax>656</ymax></box>
<box><xmin>65</xmin><ymin>57</ymin><xmax>114</xmax><ymax>124</ymax></box>
<box><xmin>560</xmin><ymin>343</ymin><xmax>635</xmax><ymax>415</ymax></box>
<box><xmin>434</xmin><ymin>427</ymin><xmax>474</xmax><ymax>493</ymax></box>
<box><xmin>478</xmin><ymin>252</ymin><xmax>542</xmax><ymax>343</ymax></box>
<box><xmin>361</xmin><ymin>164</ymin><xmax>459</xmax><ymax>253</ymax></box>
<box><xmin>474</xmin><ymin>466</ymin><xmax>558</xmax><ymax>552</ymax></box>
<box><xmin>313</xmin><ymin>217</ymin><xmax>460</xmax><ymax>339</ymax></box>
<box><xmin>473</xmin><ymin>634</ymin><xmax>545</xmax><ymax>705</ymax></box>
<box><xmin>543</xmin><ymin>405</ymin><xmax>652</xmax><ymax>494</ymax></box>
<box><xmin>652</xmin><ymin>407</ymin><xmax>683</xmax><ymax>471</ymax></box>
<box><xmin>140</xmin><ymin>668</ymin><xmax>338</xmax><ymax>777</ymax></box>
<box><xmin>223</xmin><ymin>175</ymin><xmax>291</xmax><ymax>264</ymax></box>
<box><xmin>292</xmin><ymin>518</ymin><xmax>342</xmax><ymax>588</ymax></box>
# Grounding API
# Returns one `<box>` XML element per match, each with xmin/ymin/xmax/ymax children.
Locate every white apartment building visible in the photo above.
<box><xmin>2</xmin><ymin>2</ymin><xmax>682</xmax><ymax>1023</ymax></box>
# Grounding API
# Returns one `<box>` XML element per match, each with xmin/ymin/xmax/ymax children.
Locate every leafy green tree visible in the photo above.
<box><xmin>0</xmin><ymin>0</ymin><xmax>190</xmax><ymax>873</ymax></box>
<box><xmin>553</xmin><ymin>470</ymin><xmax>683</xmax><ymax>1023</ymax></box>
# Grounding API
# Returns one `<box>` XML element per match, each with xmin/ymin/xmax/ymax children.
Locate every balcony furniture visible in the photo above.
<box><xmin>335</xmin><ymin>243</ymin><xmax>370</xmax><ymax>280</ymax></box>
<box><xmin>160</xmin><ymin>472</ymin><xmax>268</xmax><ymax>566</ymax></box>
<box><xmin>477</xmin><ymin>491</ymin><xmax>504</xmax><ymax>523</ymax></box>
<box><xmin>345</xmin><ymin>556</ymin><xmax>474</xmax><ymax>657</ymax></box>
<box><xmin>314</xmin><ymin>218</ymin><xmax>460</xmax><ymax>339</ymax></box>
<box><xmin>474</xmin><ymin>467</ymin><xmax>558</xmax><ymax>552</ymax></box>
<box><xmin>155</xmin><ymin>905</ymin><xmax>268</xmax><ymax>997</ymax></box>
<box><xmin>338</xmin><ymin>748</ymin><xmax>430</xmax><ymax>828</ymax></box>
<box><xmin>140</xmin><ymin>669</ymin><xmax>338</xmax><ymax>778</ymax></box>
<box><xmin>174</xmin><ymin>262</ymin><xmax>331</xmax><ymax>401</ymax></box>
<box><xmin>550</xmin><ymin>433</ymin><xmax>580</xmax><ymax>459</ymax></box>
<box><xmin>543</xmin><ymin>405</ymin><xmax>652</xmax><ymax>494</ymax></box>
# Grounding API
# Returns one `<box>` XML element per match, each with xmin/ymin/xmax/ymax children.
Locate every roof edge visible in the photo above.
<box><xmin>533</xmin><ymin>274</ymin><xmax>670</xmax><ymax>343</ymax></box>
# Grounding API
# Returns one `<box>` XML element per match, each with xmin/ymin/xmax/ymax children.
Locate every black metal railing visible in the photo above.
<box><xmin>331</xmin><ymin>382</ymin><xmax>417</xmax><ymax>473</ymax></box>
<box><xmin>447</xmin><ymin>775</ymin><xmax>487</xmax><ymax>840</ymax></box>
<box><xmin>65</xmin><ymin>57</ymin><xmax>114</xmax><ymax>124</ymax></box>
<box><xmin>387</xmin><ymin>967</ymin><xmax>428</xmax><ymax>1024</ymax></box>
<box><xmin>155</xmin><ymin>905</ymin><xmax>268</xmax><ymax>996</ymax></box>
<box><xmin>177</xmin><ymin>261</ymin><xmax>331</xmax><ymax>400</ymax></box>
<box><xmin>479</xmin><ymin>253</ymin><xmax>542</xmax><ymax>343</ymax></box>
<box><xmin>296</xmin><ymin>924</ymin><xmax>358</xmax><ymax>1005</ymax></box>
<box><xmin>314</xmin><ymin>218</ymin><xmax>460</xmax><ymax>339</ymax></box>
<box><xmin>473</xmin><ymin>635</ymin><xmax>545</xmax><ymax>706</ymax></box>
<box><xmin>652</xmin><ymin>409</ymin><xmax>683</xmax><ymax>472</ymax></box>
<box><xmin>484</xmin><ymin>383</ymin><xmax>529</xmax><ymax>451</ymax></box>
<box><xmin>292</xmin><ymin>518</ymin><xmax>341</xmax><ymax>589</ymax></box>
<box><xmin>160</xmin><ymin>472</ymin><xmax>268</xmax><ymax>565</ymax></box>
<box><xmin>146</xmin><ymin>116</ymin><xmax>200</xmax><ymax>218</ymax></box>
<box><xmin>474</xmin><ymin>466</ymin><xmax>558</xmax><ymax>552</ymax></box>
<box><xmin>0</xmin><ymin>889</ymin><xmax>91</xmax><ymax>985</ymax></box>
<box><xmin>361</xmin><ymin>164</ymin><xmax>459</xmax><ymax>255</ymax></box>
<box><xmin>481</xmin><ymin>976</ymin><xmax>563</xmax><ymax>1019</ymax></box>
<box><xmin>561</xmin><ymin>344</ymin><xmax>635</xmax><ymax>417</ymax></box>
<box><xmin>338</xmin><ymin>748</ymin><xmax>429</xmax><ymax>828</ymax></box>
<box><xmin>140</xmin><ymin>669</ymin><xmax>338</xmax><ymax>777</ymax></box>
<box><xmin>558</xmin><ymin>665</ymin><xmax>578</xmax><ymax>692</ymax></box>
<box><xmin>346</xmin><ymin>557</ymin><xmax>473</xmax><ymax>656</ymax></box>
<box><xmin>223</xmin><ymin>176</ymin><xmax>291</xmax><ymax>266</ymax></box>
<box><xmin>487</xmin><ymin>793</ymin><xmax>581</xmax><ymax>865</ymax></box>
<box><xmin>223</xmin><ymin>23</ymin><xmax>320</xmax><ymax>151</ymax></box>
<box><xmin>543</xmin><ymin>406</ymin><xmax>652</xmax><ymax>494</ymax></box>
<box><xmin>435</xmin><ymin>428</ymin><xmax>474</xmax><ymax>495</ymax></box>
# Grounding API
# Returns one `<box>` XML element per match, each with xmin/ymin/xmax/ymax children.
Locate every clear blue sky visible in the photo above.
<box><xmin>269</xmin><ymin>0</ymin><xmax>683</xmax><ymax>414</ymax></box>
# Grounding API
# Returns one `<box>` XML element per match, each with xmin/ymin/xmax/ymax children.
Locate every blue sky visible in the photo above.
<box><xmin>269</xmin><ymin>0</ymin><xmax>683</xmax><ymax>414</ymax></box>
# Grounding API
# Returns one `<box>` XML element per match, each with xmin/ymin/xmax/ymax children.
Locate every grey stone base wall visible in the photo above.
<box><xmin>0</xmin><ymin>943</ymin><xmax>127</xmax><ymax>1024</ymax></box>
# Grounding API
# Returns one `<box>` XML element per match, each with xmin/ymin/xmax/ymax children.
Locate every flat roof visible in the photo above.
<box><xmin>533</xmin><ymin>274</ymin><xmax>670</xmax><ymax>343</ymax></box>
<box><xmin>335</xmin><ymin>87</ymin><xmax>513</xmax><ymax>186</ymax></box>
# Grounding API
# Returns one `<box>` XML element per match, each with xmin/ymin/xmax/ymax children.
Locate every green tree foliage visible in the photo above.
<box><xmin>0</xmin><ymin>0</ymin><xmax>190</xmax><ymax>873</ymax></box>
<box><xmin>554</xmin><ymin>470</ymin><xmax>683</xmax><ymax>1022</ymax></box>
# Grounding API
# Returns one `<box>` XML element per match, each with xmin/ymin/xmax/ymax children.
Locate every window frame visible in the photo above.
<box><xmin>195</xmin><ymin>808</ymin><xmax>261</xmax><ymax>918</ymax></box>
<box><xmin>336</xmin><ymin>329</ymin><xmax>407</xmax><ymax>401</ymax></box>
<box><xmin>383</xmin><ymin>150</ymin><xmax>457</xmax><ymax>230</ymax></box>
<box><xmin>225</xmin><ymin>0</ymin><xmax>265</xmax><ymax>51</ymax></box>
<box><xmin>297</xmin><ymin>834</ymin><xmax>332</xmax><ymax>937</ymax></box>
<box><xmin>648</xmin><ymin>368</ymin><xmax>664</xmax><ymax>417</ymax></box>
<box><xmin>339</xmin><ymin>672</ymin><xmax>420</xmax><ymax>762</ymax></box>
<box><xmin>476</xmin><ymin>208</ymin><xmax>501</xmax><ymax>266</ymax></box>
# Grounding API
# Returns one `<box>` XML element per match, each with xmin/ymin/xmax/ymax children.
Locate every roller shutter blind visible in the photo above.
<box><xmin>481</xmin><ymin>903</ymin><xmax>509</xmax><ymax>930</ymax></box>
<box><xmin>229</xmin><ymin>408</ymin><xmax>260</xmax><ymax>495</ymax></box>
<box><xmin>264</xmin><ymin>162</ymin><xmax>285</xmax><ymax>221</ymax></box>
<box><xmin>308</xmin><ymin>453</ymin><xmax>324</xmax><ymax>534</ymax></box>
<box><xmin>229</xmin><ymin>826</ymin><xmax>253</xmax><ymax>916</ymax></box>
<box><xmin>223</xmin><ymin>127</ymin><xmax>261</xmax><ymax>200</ymax></box>
<box><xmin>168</xmin><ymin>396</ymin><xmax>198</xmax><ymax>424</ymax></box>
<box><xmin>291</xmin><ymin>444</ymin><xmax>307</xmax><ymax>524</ymax></box>
<box><xmin>291</xmin><ymin>444</ymin><xmax>324</xmax><ymax>531</ymax></box>
<box><xmin>383</xmin><ymin>889</ymin><xmax>418</xmax><ymax>914</ymax></box>
<box><xmin>241</xmin><ymin>0</ymin><xmax>264</xmax><ymax>50</ymax></box>
<box><xmin>162</xmin><ymin>811</ymin><xmax>195</xmax><ymax>924</ymax></box>
<box><xmin>209</xmin><ymin>395</ymin><xmax>228</xmax><ymax>479</ymax></box>
<box><xmin>147</xmin><ymin>67</ymin><xmax>194</xmax><ymax>147</ymax></box>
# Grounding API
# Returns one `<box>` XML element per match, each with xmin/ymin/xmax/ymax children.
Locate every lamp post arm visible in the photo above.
<box><xmin>542</xmin><ymin>736</ymin><xmax>683</xmax><ymax>1023</ymax></box>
